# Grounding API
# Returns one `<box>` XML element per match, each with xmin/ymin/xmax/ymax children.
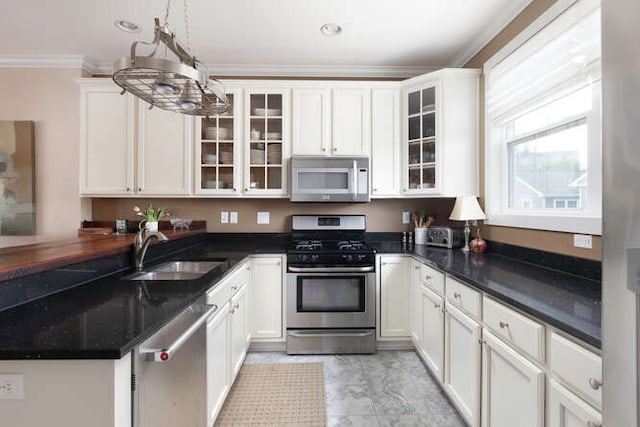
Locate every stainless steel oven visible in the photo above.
<box><xmin>286</xmin><ymin>214</ymin><xmax>376</xmax><ymax>354</ymax></box>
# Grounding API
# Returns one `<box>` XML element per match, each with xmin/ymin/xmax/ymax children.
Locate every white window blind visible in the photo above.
<box><xmin>487</xmin><ymin>0</ymin><xmax>600</xmax><ymax>124</ymax></box>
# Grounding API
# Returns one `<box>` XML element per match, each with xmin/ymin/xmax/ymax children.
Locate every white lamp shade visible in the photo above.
<box><xmin>449</xmin><ymin>196</ymin><xmax>486</xmax><ymax>221</ymax></box>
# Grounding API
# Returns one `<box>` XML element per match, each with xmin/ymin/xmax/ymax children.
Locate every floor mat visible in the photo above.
<box><xmin>215</xmin><ymin>362</ymin><xmax>326</xmax><ymax>426</ymax></box>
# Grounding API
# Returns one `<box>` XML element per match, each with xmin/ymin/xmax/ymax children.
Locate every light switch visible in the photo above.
<box><xmin>257</xmin><ymin>212</ymin><xmax>270</xmax><ymax>224</ymax></box>
<box><xmin>230</xmin><ymin>212</ymin><xmax>238</xmax><ymax>224</ymax></box>
<box><xmin>221</xmin><ymin>211</ymin><xmax>229</xmax><ymax>224</ymax></box>
<box><xmin>573</xmin><ymin>234</ymin><xmax>592</xmax><ymax>249</ymax></box>
<box><xmin>402</xmin><ymin>211</ymin><xmax>410</xmax><ymax>224</ymax></box>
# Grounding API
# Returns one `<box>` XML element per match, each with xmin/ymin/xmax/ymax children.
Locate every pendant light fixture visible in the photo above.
<box><xmin>112</xmin><ymin>0</ymin><xmax>228</xmax><ymax>116</ymax></box>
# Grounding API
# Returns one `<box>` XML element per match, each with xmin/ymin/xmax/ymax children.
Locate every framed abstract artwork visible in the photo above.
<box><xmin>0</xmin><ymin>121</ymin><xmax>35</xmax><ymax>235</ymax></box>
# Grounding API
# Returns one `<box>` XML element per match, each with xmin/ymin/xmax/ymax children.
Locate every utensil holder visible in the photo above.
<box><xmin>415</xmin><ymin>227</ymin><xmax>428</xmax><ymax>245</ymax></box>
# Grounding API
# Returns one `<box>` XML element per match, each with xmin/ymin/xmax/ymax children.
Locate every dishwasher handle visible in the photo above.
<box><xmin>144</xmin><ymin>303</ymin><xmax>219</xmax><ymax>362</ymax></box>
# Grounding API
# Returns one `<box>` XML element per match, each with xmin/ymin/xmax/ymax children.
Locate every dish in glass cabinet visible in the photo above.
<box><xmin>253</xmin><ymin>108</ymin><xmax>282</xmax><ymax>116</ymax></box>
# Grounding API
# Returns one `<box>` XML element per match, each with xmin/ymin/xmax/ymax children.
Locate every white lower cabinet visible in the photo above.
<box><xmin>481</xmin><ymin>330</ymin><xmax>544</xmax><ymax>427</ymax></box>
<box><xmin>229</xmin><ymin>283</ymin><xmax>249</xmax><ymax>381</ymax></box>
<box><xmin>548</xmin><ymin>379</ymin><xmax>602</xmax><ymax>427</ymax></box>
<box><xmin>410</xmin><ymin>260</ymin><xmax>423</xmax><ymax>347</ymax></box>
<box><xmin>379</xmin><ymin>255</ymin><xmax>411</xmax><ymax>338</ymax></box>
<box><xmin>444</xmin><ymin>303</ymin><xmax>481</xmax><ymax>427</ymax></box>
<box><xmin>206</xmin><ymin>261</ymin><xmax>251</xmax><ymax>425</ymax></box>
<box><xmin>206</xmin><ymin>302</ymin><xmax>230</xmax><ymax>426</ymax></box>
<box><xmin>249</xmin><ymin>256</ymin><xmax>284</xmax><ymax>340</ymax></box>
<box><xmin>422</xmin><ymin>285</ymin><xmax>445</xmax><ymax>382</ymax></box>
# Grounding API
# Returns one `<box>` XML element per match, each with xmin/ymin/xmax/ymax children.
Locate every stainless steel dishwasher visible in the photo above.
<box><xmin>132</xmin><ymin>295</ymin><xmax>219</xmax><ymax>427</ymax></box>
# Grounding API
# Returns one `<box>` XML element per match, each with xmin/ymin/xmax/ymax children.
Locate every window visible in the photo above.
<box><xmin>484</xmin><ymin>0</ymin><xmax>602</xmax><ymax>234</ymax></box>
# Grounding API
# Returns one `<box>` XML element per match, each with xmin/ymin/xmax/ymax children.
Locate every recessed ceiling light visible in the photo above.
<box><xmin>114</xmin><ymin>19</ymin><xmax>140</xmax><ymax>33</ymax></box>
<box><xmin>320</xmin><ymin>23</ymin><xmax>342</xmax><ymax>36</ymax></box>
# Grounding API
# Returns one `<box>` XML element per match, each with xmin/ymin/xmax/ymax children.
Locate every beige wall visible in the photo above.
<box><xmin>0</xmin><ymin>68</ymin><xmax>86</xmax><ymax>246</ymax></box>
<box><xmin>464</xmin><ymin>0</ymin><xmax>602</xmax><ymax>261</ymax></box>
<box><xmin>91</xmin><ymin>197</ymin><xmax>459</xmax><ymax>233</ymax></box>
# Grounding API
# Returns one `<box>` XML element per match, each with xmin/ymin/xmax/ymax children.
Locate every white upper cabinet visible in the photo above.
<box><xmin>401</xmin><ymin>68</ymin><xmax>480</xmax><ymax>197</ymax></box>
<box><xmin>243</xmin><ymin>88</ymin><xmax>290</xmax><ymax>196</ymax></box>
<box><xmin>137</xmin><ymin>102</ymin><xmax>192</xmax><ymax>195</ymax></box>
<box><xmin>194</xmin><ymin>88</ymin><xmax>242</xmax><ymax>195</ymax></box>
<box><xmin>291</xmin><ymin>86</ymin><xmax>371</xmax><ymax>157</ymax></box>
<box><xmin>79</xmin><ymin>79</ymin><xmax>135</xmax><ymax>195</ymax></box>
<box><xmin>291</xmin><ymin>88</ymin><xmax>331</xmax><ymax>156</ymax></box>
<box><xmin>371</xmin><ymin>89</ymin><xmax>401</xmax><ymax>197</ymax></box>
<box><xmin>79</xmin><ymin>78</ymin><xmax>194</xmax><ymax>197</ymax></box>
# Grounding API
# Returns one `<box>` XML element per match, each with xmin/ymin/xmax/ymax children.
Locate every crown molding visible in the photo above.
<box><xmin>0</xmin><ymin>55</ymin><xmax>101</xmax><ymax>74</ymax></box>
<box><xmin>202</xmin><ymin>63</ymin><xmax>438</xmax><ymax>79</ymax></box>
<box><xmin>448</xmin><ymin>0</ymin><xmax>534</xmax><ymax>67</ymax></box>
<box><xmin>1</xmin><ymin>55</ymin><xmax>438</xmax><ymax>79</ymax></box>
<box><xmin>93</xmin><ymin>62</ymin><xmax>439</xmax><ymax>79</ymax></box>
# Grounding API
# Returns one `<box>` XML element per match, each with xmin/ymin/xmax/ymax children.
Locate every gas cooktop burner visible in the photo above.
<box><xmin>338</xmin><ymin>240</ymin><xmax>368</xmax><ymax>251</ymax></box>
<box><xmin>295</xmin><ymin>240</ymin><xmax>323</xmax><ymax>251</ymax></box>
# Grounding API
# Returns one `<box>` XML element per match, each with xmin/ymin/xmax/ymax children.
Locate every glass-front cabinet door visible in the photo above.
<box><xmin>244</xmin><ymin>89</ymin><xmax>289</xmax><ymax>195</ymax></box>
<box><xmin>405</xmin><ymin>83</ymin><xmax>437</xmax><ymax>192</ymax></box>
<box><xmin>195</xmin><ymin>88</ymin><xmax>242</xmax><ymax>194</ymax></box>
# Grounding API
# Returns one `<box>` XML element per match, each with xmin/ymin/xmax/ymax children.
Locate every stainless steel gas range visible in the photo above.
<box><xmin>286</xmin><ymin>214</ymin><xmax>376</xmax><ymax>354</ymax></box>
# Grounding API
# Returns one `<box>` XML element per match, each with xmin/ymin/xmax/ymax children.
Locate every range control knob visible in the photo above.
<box><xmin>310</xmin><ymin>254</ymin><xmax>320</xmax><ymax>262</ymax></box>
<box><xmin>299</xmin><ymin>254</ymin><xmax>309</xmax><ymax>262</ymax></box>
<box><xmin>342</xmin><ymin>254</ymin><xmax>354</xmax><ymax>263</ymax></box>
<box><xmin>356</xmin><ymin>254</ymin><xmax>367</xmax><ymax>262</ymax></box>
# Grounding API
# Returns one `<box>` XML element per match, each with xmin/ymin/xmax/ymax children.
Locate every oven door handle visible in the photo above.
<box><xmin>288</xmin><ymin>331</ymin><xmax>374</xmax><ymax>338</ymax></box>
<box><xmin>287</xmin><ymin>266</ymin><xmax>375</xmax><ymax>273</ymax></box>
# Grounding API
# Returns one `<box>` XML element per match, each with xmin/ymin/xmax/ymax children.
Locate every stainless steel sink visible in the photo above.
<box><xmin>150</xmin><ymin>261</ymin><xmax>225</xmax><ymax>274</ymax></box>
<box><xmin>123</xmin><ymin>260</ymin><xmax>226</xmax><ymax>281</ymax></box>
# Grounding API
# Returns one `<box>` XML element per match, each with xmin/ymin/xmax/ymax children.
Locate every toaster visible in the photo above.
<box><xmin>425</xmin><ymin>226</ymin><xmax>465</xmax><ymax>249</ymax></box>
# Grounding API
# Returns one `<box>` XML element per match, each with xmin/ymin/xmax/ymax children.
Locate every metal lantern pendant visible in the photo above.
<box><xmin>112</xmin><ymin>1</ymin><xmax>228</xmax><ymax>116</ymax></box>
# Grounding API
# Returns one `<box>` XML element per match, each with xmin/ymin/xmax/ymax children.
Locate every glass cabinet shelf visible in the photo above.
<box><xmin>406</xmin><ymin>85</ymin><xmax>437</xmax><ymax>191</ymax></box>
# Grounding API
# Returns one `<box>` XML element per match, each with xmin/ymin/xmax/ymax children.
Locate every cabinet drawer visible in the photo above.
<box><xmin>445</xmin><ymin>276</ymin><xmax>481</xmax><ymax>318</ymax></box>
<box><xmin>207</xmin><ymin>277</ymin><xmax>234</xmax><ymax>308</ymax></box>
<box><xmin>483</xmin><ymin>296</ymin><xmax>545</xmax><ymax>363</ymax></box>
<box><xmin>207</xmin><ymin>263</ymin><xmax>249</xmax><ymax>307</ymax></box>
<box><xmin>549</xmin><ymin>332</ymin><xmax>602</xmax><ymax>409</ymax></box>
<box><xmin>421</xmin><ymin>264</ymin><xmax>445</xmax><ymax>294</ymax></box>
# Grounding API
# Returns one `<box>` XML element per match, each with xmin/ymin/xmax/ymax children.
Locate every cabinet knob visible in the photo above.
<box><xmin>478</xmin><ymin>339</ymin><xmax>486</xmax><ymax>345</ymax></box>
<box><xmin>126</xmin><ymin>187</ymin><xmax>131</xmax><ymax>192</ymax></box>
<box><xmin>499</xmin><ymin>321</ymin><xmax>509</xmax><ymax>329</ymax></box>
<box><xmin>414</xmin><ymin>265</ymin><xmax>420</xmax><ymax>270</ymax></box>
<box><xmin>373</xmin><ymin>188</ymin><xmax>378</xmax><ymax>192</ymax></box>
<box><xmin>245</xmin><ymin>188</ymin><xmax>248</xmax><ymax>192</ymax></box>
<box><xmin>233</xmin><ymin>188</ymin><xmax>237</xmax><ymax>192</ymax></box>
<box><xmin>333</xmin><ymin>147</ymin><xmax>337</xmax><ymax>152</ymax></box>
<box><xmin>277</xmin><ymin>261</ymin><xmax>281</xmax><ymax>265</ymax></box>
<box><xmin>453</xmin><ymin>292</ymin><xmax>461</xmax><ymax>299</ymax></box>
<box><xmin>425</xmin><ymin>275</ymin><xmax>431</xmax><ymax>280</ymax></box>
<box><xmin>231</xmin><ymin>286</ymin><xmax>237</xmax><ymax>291</ymax></box>
<box><xmin>588</xmin><ymin>378</ymin><xmax>602</xmax><ymax>390</ymax></box>
<box><xmin>433</xmin><ymin>303</ymin><xmax>441</xmax><ymax>309</ymax></box>
<box><xmin>322</xmin><ymin>147</ymin><xmax>327</xmax><ymax>152</ymax></box>
<box><xmin>587</xmin><ymin>422</ymin><xmax>602</xmax><ymax>427</ymax></box>
<box><xmin>138</xmin><ymin>187</ymin><xmax>142</xmax><ymax>192</ymax></box>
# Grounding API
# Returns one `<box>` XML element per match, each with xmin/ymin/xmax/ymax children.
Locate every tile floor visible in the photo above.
<box><xmin>244</xmin><ymin>350</ymin><xmax>466</xmax><ymax>427</ymax></box>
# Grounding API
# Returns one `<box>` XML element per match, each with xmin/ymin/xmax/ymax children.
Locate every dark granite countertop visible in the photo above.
<box><xmin>372</xmin><ymin>241</ymin><xmax>601</xmax><ymax>349</ymax></box>
<box><xmin>0</xmin><ymin>245</ymin><xmax>251</xmax><ymax>359</ymax></box>
<box><xmin>0</xmin><ymin>232</ymin><xmax>600</xmax><ymax>359</ymax></box>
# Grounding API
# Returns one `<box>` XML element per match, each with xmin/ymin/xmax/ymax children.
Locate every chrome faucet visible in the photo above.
<box><xmin>134</xmin><ymin>230</ymin><xmax>169</xmax><ymax>271</ymax></box>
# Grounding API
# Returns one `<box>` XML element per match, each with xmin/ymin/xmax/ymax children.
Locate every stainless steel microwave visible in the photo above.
<box><xmin>290</xmin><ymin>156</ymin><xmax>370</xmax><ymax>202</ymax></box>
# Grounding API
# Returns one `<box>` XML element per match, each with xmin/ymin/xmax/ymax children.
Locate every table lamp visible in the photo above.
<box><xmin>449</xmin><ymin>196</ymin><xmax>486</xmax><ymax>252</ymax></box>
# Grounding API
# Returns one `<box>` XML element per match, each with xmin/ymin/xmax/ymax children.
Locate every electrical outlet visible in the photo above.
<box><xmin>257</xmin><ymin>212</ymin><xmax>270</xmax><ymax>224</ymax></box>
<box><xmin>573</xmin><ymin>234</ymin><xmax>592</xmax><ymax>249</ymax></box>
<box><xmin>220</xmin><ymin>211</ymin><xmax>229</xmax><ymax>224</ymax></box>
<box><xmin>230</xmin><ymin>212</ymin><xmax>238</xmax><ymax>224</ymax></box>
<box><xmin>0</xmin><ymin>374</ymin><xmax>24</xmax><ymax>399</ymax></box>
<box><xmin>402</xmin><ymin>211</ymin><xmax>410</xmax><ymax>224</ymax></box>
